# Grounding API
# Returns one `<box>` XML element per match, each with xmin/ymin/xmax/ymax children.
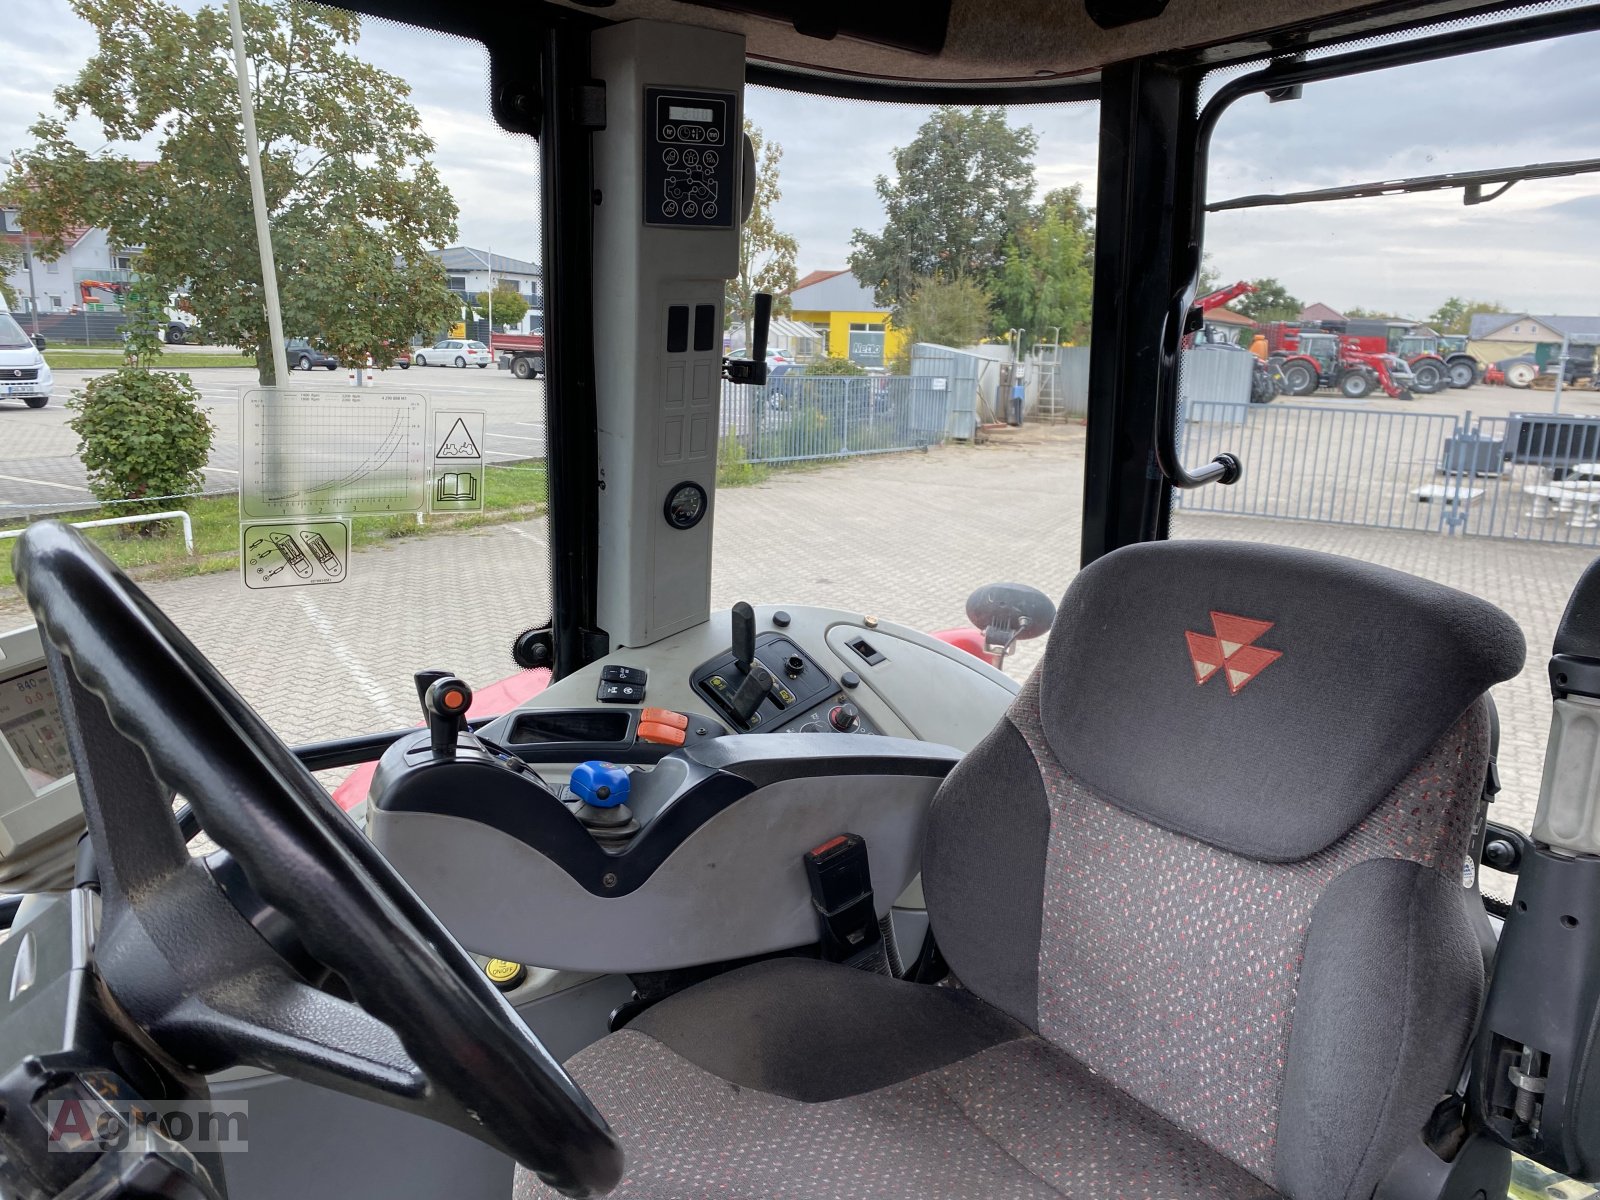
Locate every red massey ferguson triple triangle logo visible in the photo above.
<box><xmin>1185</xmin><ymin>612</ymin><xmax>1282</xmax><ymax>695</ymax></box>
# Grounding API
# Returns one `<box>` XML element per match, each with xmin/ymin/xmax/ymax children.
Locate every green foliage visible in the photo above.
<box><xmin>899</xmin><ymin>276</ymin><xmax>994</xmax><ymax>349</ymax></box>
<box><xmin>474</xmin><ymin>285</ymin><xmax>529</xmax><ymax>332</ymax></box>
<box><xmin>0</xmin><ymin>242</ymin><xmax>20</xmax><ymax>309</ymax></box>
<box><xmin>727</xmin><ymin>119</ymin><xmax>798</xmax><ymax>333</ymax></box>
<box><xmin>992</xmin><ymin>184</ymin><xmax>1094</xmax><ymax>343</ymax></box>
<box><xmin>1429</xmin><ymin>297</ymin><xmax>1507</xmax><ymax>335</ymax></box>
<box><xmin>804</xmin><ymin>356</ymin><xmax>868</xmax><ymax>376</ymax></box>
<box><xmin>716</xmin><ymin>433</ymin><xmax>769</xmax><ymax>488</ymax></box>
<box><xmin>1342</xmin><ymin>306</ymin><xmax>1403</xmax><ymax>320</ymax></box>
<box><xmin>11</xmin><ymin>0</ymin><xmax>459</xmax><ymax>384</ymax></box>
<box><xmin>118</xmin><ymin>273</ymin><xmax>168</xmax><ymax>367</ymax></box>
<box><xmin>1234</xmin><ymin>278</ymin><xmax>1302</xmax><ymax>323</ymax></box>
<box><xmin>849</xmin><ymin>107</ymin><xmax>1037</xmax><ymax>315</ymax></box>
<box><xmin>68</xmin><ymin>368</ymin><xmax>214</xmax><ymax>512</ymax></box>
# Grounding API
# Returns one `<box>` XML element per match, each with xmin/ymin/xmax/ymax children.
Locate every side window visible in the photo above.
<box><xmin>1173</xmin><ymin>30</ymin><xmax>1600</xmax><ymax>866</ymax></box>
<box><xmin>1</xmin><ymin>3</ymin><xmax>549</xmax><ymax>782</ymax></box>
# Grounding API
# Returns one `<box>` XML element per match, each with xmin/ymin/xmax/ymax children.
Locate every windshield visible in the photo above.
<box><xmin>0</xmin><ymin>2</ymin><xmax>550</xmax><ymax>784</ymax></box>
<box><xmin>0</xmin><ymin>314</ymin><xmax>31</xmax><ymax>351</ymax></box>
<box><xmin>720</xmin><ymin>87</ymin><xmax>1099</xmax><ymax>676</ymax></box>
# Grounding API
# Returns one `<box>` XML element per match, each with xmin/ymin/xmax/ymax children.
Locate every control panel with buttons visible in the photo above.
<box><xmin>644</xmin><ymin>88</ymin><xmax>736</xmax><ymax>229</ymax></box>
<box><xmin>597</xmin><ymin>664</ymin><xmax>649</xmax><ymax>703</ymax></box>
<box><xmin>690</xmin><ymin>633</ymin><xmax>878</xmax><ymax>735</ymax></box>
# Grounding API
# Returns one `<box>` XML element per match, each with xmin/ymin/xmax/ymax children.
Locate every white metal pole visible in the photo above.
<box><xmin>226</xmin><ymin>0</ymin><xmax>289</xmax><ymax>387</ymax></box>
<box><xmin>487</xmin><ymin>246</ymin><xmax>493</xmax><ymax>337</ymax></box>
<box><xmin>1554</xmin><ymin>333</ymin><xmax>1569</xmax><ymax>415</ymax></box>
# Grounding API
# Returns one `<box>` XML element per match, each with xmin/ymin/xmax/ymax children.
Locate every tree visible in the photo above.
<box><xmin>9</xmin><ymin>0</ymin><xmax>459</xmax><ymax>385</ymax></box>
<box><xmin>0</xmin><ymin>242</ymin><xmax>21</xmax><ymax>310</ymax></box>
<box><xmin>726</xmin><ymin>119</ymin><xmax>797</xmax><ymax>336</ymax></box>
<box><xmin>1343</xmin><ymin>306</ymin><xmax>1404</xmax><ymax>320</ymax></box>
<box><xmin>1234</xmin><ymin>278</ymin><xmax>1302</xmax><ymax>323</ymax></box>
<box><xmin>848</xmin><ymin>108</ymin><xmax>1037</xmax><ymax>315</ymax></box>
<box><xmin>1429</xmin><ymin>297</ymin><xmax>1507</xmax><ymax>335</ymax></box>
<box><xmin>898</xmin><ymin>276</ymin><xmax>993</xmax><ymax>350</ymax></box>
<box><xmin>992</xmin><ymin>184</ymin><xmax>1094</xmax><ymax>344</ymax></box>
<box><xmin>475</xmin><ymin>284</ymin><xmax>529</xmax><ymax>332</ymax></box>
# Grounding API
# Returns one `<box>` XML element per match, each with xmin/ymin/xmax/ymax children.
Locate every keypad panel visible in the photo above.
<box><xmin>644</xmin><ymin>88</ymin><xmax>736</xmax><ymax>229</ymax></box>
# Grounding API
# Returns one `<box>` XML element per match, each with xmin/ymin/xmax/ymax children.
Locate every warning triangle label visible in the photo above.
<box><xmin>436</xmin><ymin>418</ymin><xmax>480</xmax><ymax>459</ymax></box>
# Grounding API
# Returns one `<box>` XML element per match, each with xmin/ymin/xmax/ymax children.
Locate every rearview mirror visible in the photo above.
<box><xmin>966</xmin><ymin>582</ymin><xmax>1057</xmax><ymax>666</ymax></box>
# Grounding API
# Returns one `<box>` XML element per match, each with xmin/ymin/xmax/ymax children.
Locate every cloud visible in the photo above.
<box><xmin>4</xmin><ymin>1</ymin><xmax>1596</xmax><ymax>320</ymax></box>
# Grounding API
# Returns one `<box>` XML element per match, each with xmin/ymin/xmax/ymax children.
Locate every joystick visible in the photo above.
<box><xmin>423</xmin><ymin>675</ymin><xmax>473</xmax><ymax>760</ymax></box>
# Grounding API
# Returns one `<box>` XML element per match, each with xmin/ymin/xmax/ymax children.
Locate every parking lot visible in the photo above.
<box><xmin>0</xmin><ymin>365</ymin><xmax>549</xmax><ymax>511</ymax></box>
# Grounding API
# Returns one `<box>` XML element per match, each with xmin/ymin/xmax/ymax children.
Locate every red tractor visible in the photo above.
<box><xmin>1394</xmin><ymin>332</ymin><xmax>1482</xmax><ymax>390</ymax></box>
<box><xmin>1333</xmin><ymin>319</ymin><xmax>1475</xmax><ymax>393</ymax></box>
<box><xmin>1259</xmin><ymin>322</ymin><xmax>1416</xmax><ymax>400</ymax></box>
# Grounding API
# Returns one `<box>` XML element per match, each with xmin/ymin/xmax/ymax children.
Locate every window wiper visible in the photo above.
<box><xmin>1208</xmin><ymin>156</ymin><xmax>1600</xmax><ymax>211</ymax></box>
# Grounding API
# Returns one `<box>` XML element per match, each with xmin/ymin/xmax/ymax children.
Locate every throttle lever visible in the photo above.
<box><xmin>729</xmin><ymin>662</ymin><xmax>774</xmax><ymax>727</ymax></box>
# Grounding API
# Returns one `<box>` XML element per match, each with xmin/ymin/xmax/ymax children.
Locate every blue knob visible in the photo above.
<box><xmin>570</xmin><ymin>761</ymin><xmax>630</xmax><ymax>809</ymax></box>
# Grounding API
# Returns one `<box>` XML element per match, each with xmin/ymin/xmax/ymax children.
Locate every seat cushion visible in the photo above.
<box><xmin>514</xmin><ymin>960</ymin><xmax>1278</xmax><ymax>1200</ymax></box>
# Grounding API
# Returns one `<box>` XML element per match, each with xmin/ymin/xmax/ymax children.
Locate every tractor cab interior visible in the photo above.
<box><xmin>4</xmin><ymin>1</ymin><xmax>1600</xmax><ymax>1199</ymax></box>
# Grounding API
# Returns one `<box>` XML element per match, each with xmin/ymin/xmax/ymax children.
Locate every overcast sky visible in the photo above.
<box><xmin>4</xmin><ymin>1</ymin><xmax>1597</xmax><ymax>318</ymax></box>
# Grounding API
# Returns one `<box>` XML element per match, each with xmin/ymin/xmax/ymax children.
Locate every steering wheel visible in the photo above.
<box><xmin>13</xmin><ymin>522</ymin><xmax>622</xmax><ymax>1198</ymax></box>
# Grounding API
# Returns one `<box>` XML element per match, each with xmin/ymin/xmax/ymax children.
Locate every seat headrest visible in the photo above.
<box><xmin>1038</xmin><ymin>540</ymin><xmax>1525</xmax><ymax>861</ymax></box>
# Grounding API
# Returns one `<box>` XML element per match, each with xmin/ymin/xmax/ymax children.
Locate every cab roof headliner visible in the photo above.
<box><xmin>346</xmin><ymin>0</ymin><xmax>1538</xmax><ymax>97</ymax></box>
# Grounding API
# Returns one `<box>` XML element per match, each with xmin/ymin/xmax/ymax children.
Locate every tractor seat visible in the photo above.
<box><xmin>516</xmin><ymin>541</ymin><xmax>1525</xmax><ymax>1200</ymax></box>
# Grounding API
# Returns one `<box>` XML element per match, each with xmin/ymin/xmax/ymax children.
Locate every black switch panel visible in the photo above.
<box><xmin>666</xmin><ymin>306</ymin><xmax>689</xmax><ymax>353</ymax></box>
<box><xmin>601</xmin><ymin>665</ymin><xmax>649</xmax><ymax>686</ymax></box>
<box><xmin>597</xmin><ymin>680</ymin><xmax>647</xmax><ymax>704</ymax></box>
<box><xmin>644</xmin><ymin>88</ymin><xmax>736</xmax><ymax>229</ymax></box>
<box><xmin>691</xmin><ymin>633</ymin><xmax>877</xmax><ymax>734</ymax></box>
<box><xmin>694</xmin><ymin>304</ymin><xmax>715</xmax><ymax>351</ymax></box>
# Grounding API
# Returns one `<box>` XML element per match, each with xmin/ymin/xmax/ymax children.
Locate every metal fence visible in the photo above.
<box><xmin>1177</xmin><ymin>400</ymin><xmax>1600</xmax><ymax>547</ymax></box>
<box><xmin>719</xmin><ymin>374</ymin><xmax>950</xmax><ymax>466</ymax></box>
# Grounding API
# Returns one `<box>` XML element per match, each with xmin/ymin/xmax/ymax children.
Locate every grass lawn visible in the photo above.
<box><xmin>0</xmin><ymin>463</ymin><xmax>547</xmax><ymax>594</ymax></box>
<box><xmin>43</xmin><ymin>351</ymin><xmax>258</xmax><ymax>370</ymax></box>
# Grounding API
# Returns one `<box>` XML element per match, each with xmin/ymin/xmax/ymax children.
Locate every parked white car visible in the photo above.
<box><xmin>413</xmin><ymin>339</ymin><xmax>491</xmax><ymax>368</ymax></box>
<box><xmin>0</xmin><ymin>304</ymin><xmax>52</xmax><ymax>409</ymax></box>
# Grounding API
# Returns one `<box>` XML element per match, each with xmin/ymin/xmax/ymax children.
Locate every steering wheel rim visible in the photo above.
<box><xmin>13</xmin><ymin>521</ymin><xmax>622</xmax><ymax>1197</ymax></box>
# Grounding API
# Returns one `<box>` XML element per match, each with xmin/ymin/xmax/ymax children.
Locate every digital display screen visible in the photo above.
<box><xmin>668</xmin><ymin>105</ymin><xmax>714</xmax><ymax>123</ymax></box>
<box><xmin>0</xmin><ymin>667</ymin><xmax>73</xmax><ymax>794</ymax></box>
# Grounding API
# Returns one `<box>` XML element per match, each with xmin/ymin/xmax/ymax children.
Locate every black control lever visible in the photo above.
<box><xmin>732</xmin><ymin>601</ymin><xmax>756</xmax><ymax>671</ymax></box>
<box><xmin>729</xmin><ymin>662</ymin><xmax>774</xmax><ymax>727</ymax></box>
<box><xmin>423</xmin><ymin>676</ymin><xmax>473</xmax><ymax>760</ymax></box>
<box><xmin>723</xmin><ymin>293</ymin><xmax>771</xmax><ymax>386</ymax></box>
<box><xmin>414</xmin><ymin>668</ymin><xmax>454</xmax><ymax>715</ymax></box>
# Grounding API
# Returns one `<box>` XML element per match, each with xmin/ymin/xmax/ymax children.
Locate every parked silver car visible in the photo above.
<box><xmin>413</xmin><ymin>339</ymin><xmax>491</xmax><ymax>368</ymax></box>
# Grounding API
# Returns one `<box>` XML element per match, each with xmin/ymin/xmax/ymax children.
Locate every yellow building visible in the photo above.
<box><xmin>787</xmin><ymin>269</ymin><xmax>909</xmax><ymax>368</ymax></box>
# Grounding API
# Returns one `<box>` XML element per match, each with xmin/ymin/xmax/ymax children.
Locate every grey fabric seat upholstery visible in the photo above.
<box><xmin>516</xmin><ymin>541</ymin><xmax>1526</xmax><ymax>1200</ymax></box>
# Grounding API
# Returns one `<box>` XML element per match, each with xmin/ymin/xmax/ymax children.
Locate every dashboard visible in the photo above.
<box><xmin>366</xmin><ymin>603</ymin><xmax>1021</xmax><ymax>974</ymax></box>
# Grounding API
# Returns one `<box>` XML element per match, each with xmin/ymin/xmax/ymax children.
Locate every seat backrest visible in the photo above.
<box><xmin>923</xmin><ymin>540</ymin><xmax>1525</xmax><ymax>1200</ymax></box>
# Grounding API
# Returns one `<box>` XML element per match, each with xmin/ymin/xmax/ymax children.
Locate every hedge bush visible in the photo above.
<box><xmin>68</xmin><ymin>368</ymin><xmax>214</xmax><ymax>515</ymax></box>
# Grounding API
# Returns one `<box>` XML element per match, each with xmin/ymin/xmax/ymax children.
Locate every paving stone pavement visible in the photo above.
<box><xmin>4</xmin><ymin>420</ymin><xmax>1586</xmax><ymax>838</ymax></box>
